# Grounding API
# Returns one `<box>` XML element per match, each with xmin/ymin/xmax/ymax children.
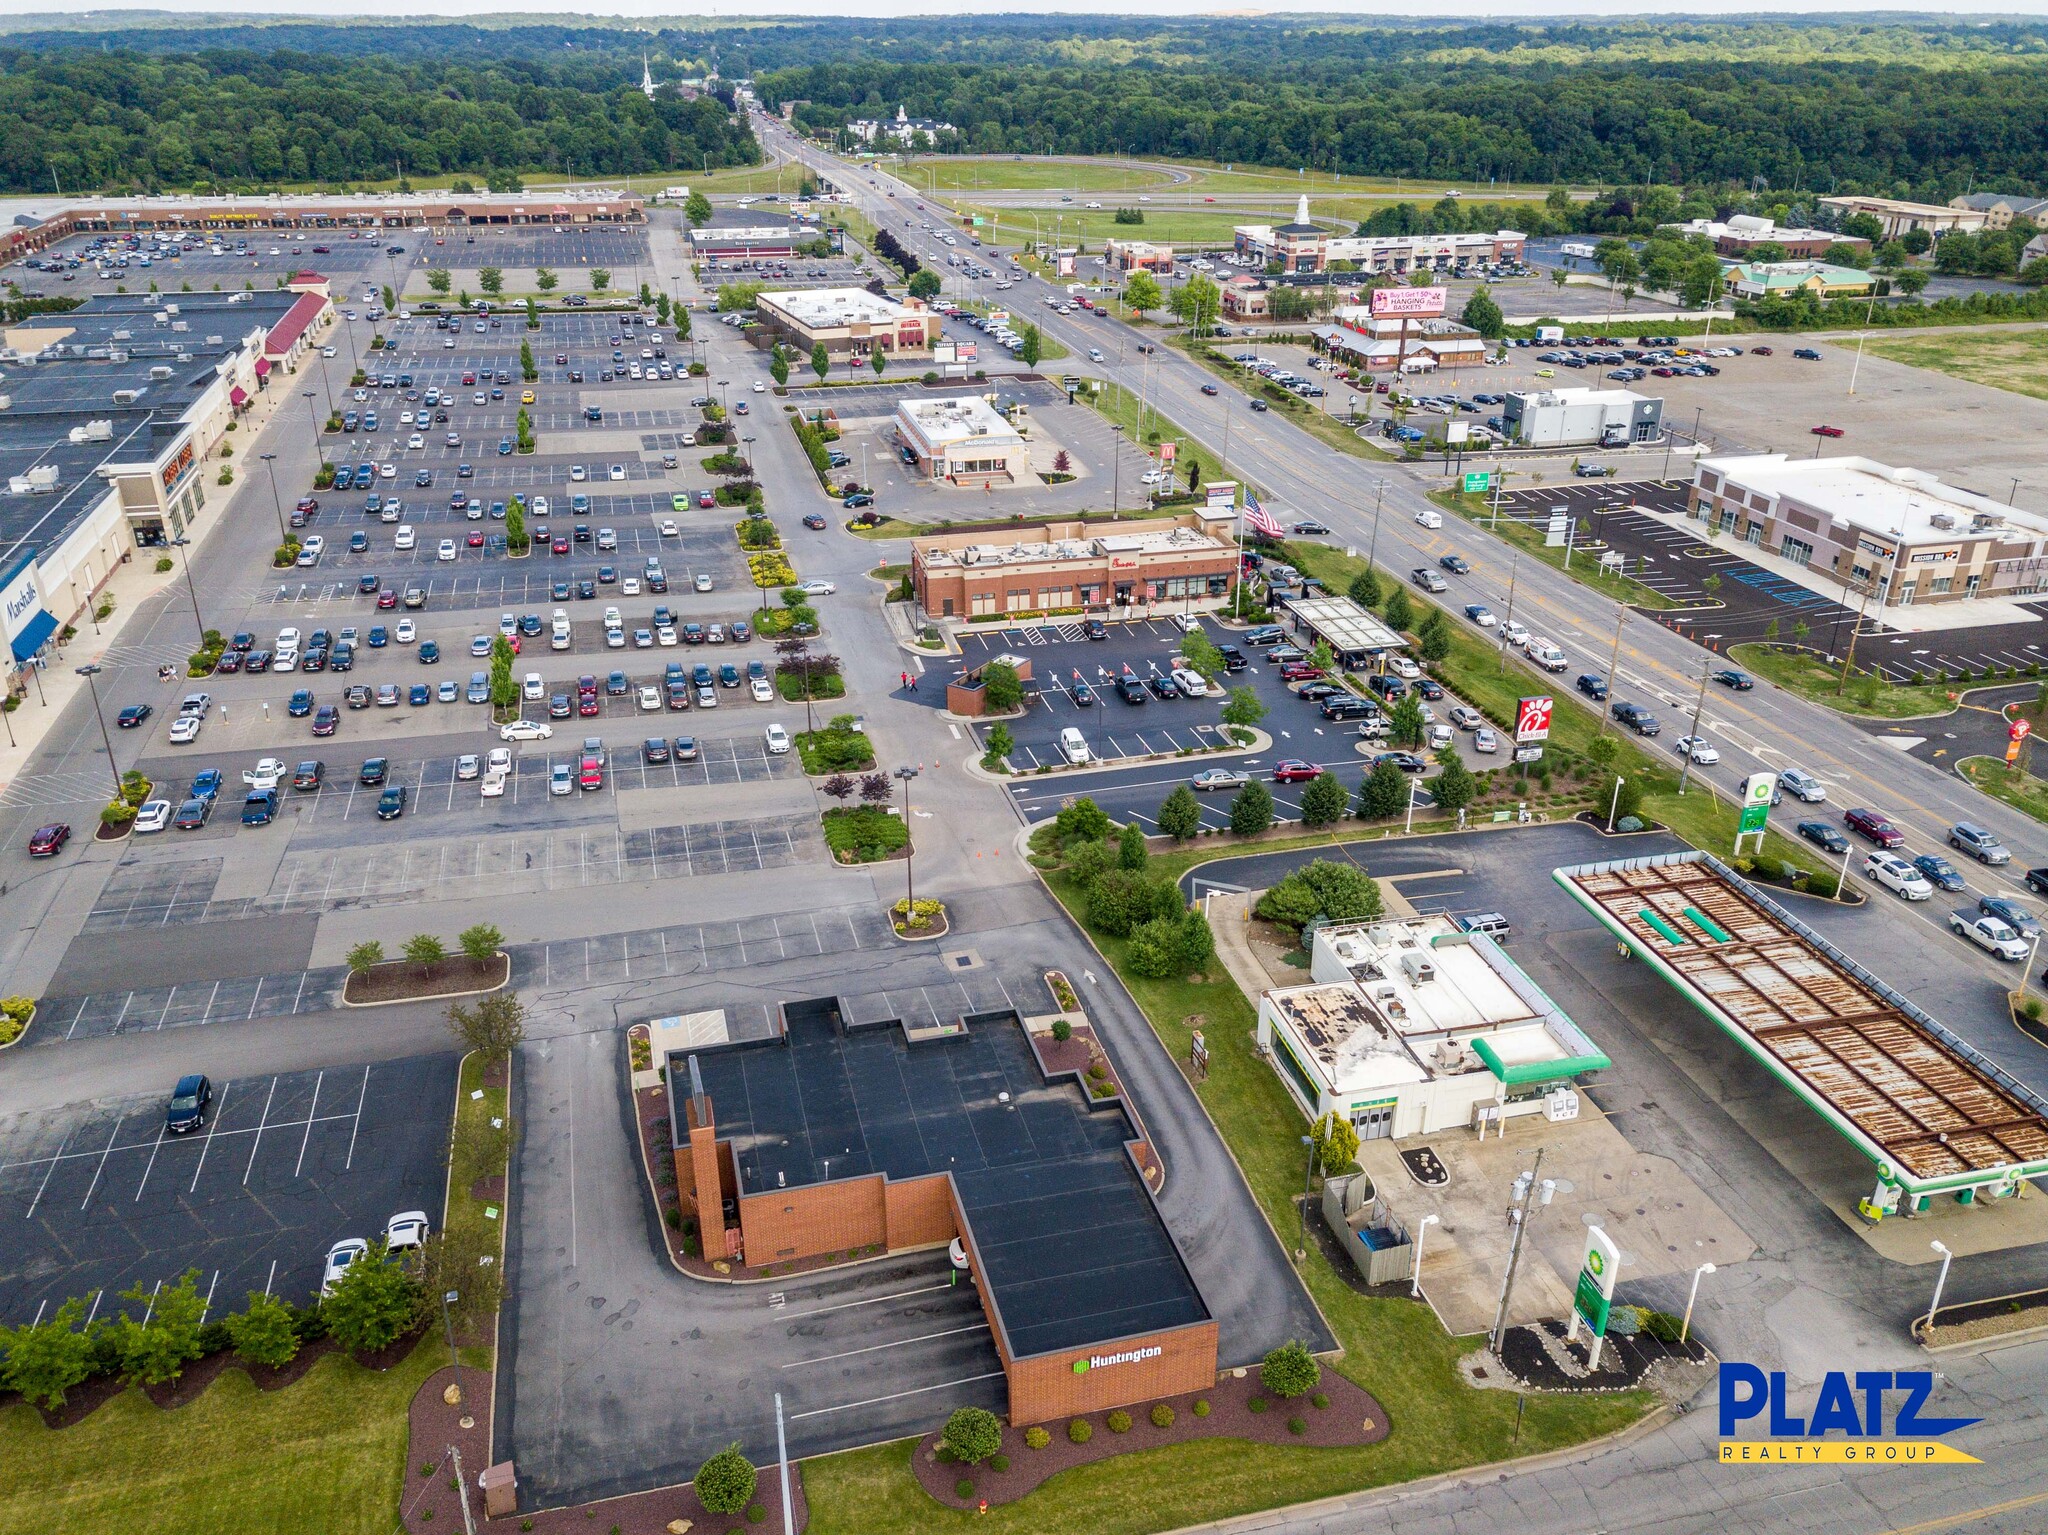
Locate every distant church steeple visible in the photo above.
<box><xmin>641</xmin><ymin>52</ymin><xmax>658</xmax><ymax>100</ymax></box>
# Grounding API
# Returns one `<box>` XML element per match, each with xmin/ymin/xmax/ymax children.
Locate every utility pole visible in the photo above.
<box><xmin>450</xmin><ymin>1444</ymin><xmax>477</xmax><ymax>1535</ymax></box>
<box><xmin>1489</xmin><ymin>1146</ymin><xmax>1550</xmax><ymax>1354</ymax></box>
<box><xmin>1677</xmin><ymin>663</ymin><xmax>1712</xmax><ymax>795</ymax></box>
<box><xmin>1365</xmin><ymin>479</ymin><xmax>1387</xmax><ymax>577</ymax></box>
<box><xmin>1496</xmin><ymin>551</ymin><xmax>1521</xmax><ymax>674</ymax></box>
<box><xmin>1596</xmin><ymin>607</ymin><xmax>1628</xmax><ymax>737</ymax></box>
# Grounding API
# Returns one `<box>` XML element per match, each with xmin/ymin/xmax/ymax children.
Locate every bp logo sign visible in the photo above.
<box><xmin>1586</xmin><ymin>1248</ymin><xmax>1607</xmax><ymax>1279</ymax></box>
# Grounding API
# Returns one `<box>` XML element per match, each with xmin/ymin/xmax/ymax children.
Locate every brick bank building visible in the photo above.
<box><xmin>910</xmin><ymin>511</ymin><xmax>1239</xmax><ymax>623</ymax></box>
<box><xmin>668</xmin><ymin>1001</ymin><xmax>1219</xmax><ymax>1423</ymax></box>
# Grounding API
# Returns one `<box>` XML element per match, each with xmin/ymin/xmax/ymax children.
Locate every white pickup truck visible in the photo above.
<box><xmin>241</xmin><ymin>758</ymin><xmax>287</xmax><ymax>791</ymax></box>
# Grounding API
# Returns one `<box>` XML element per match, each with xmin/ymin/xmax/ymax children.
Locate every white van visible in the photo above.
<box><xmin>1413</xmin><ymin>509</ymin><xmax>1443</xmax><ymax>529</ymax></box>
<box><xmin>1059</xmin><ymin>727</ymin><xmax>1092</xmax><ymax>766</ymax></box>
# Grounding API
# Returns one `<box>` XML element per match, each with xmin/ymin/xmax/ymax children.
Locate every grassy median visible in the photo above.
<box><xmin>1724</xmin><ymin>642</ymin><xmax>1966</xmax><ymax>720</ymax></box>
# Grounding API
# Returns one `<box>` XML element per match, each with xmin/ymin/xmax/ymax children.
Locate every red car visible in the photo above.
<box><xmin>1810</xmin><ymin>424</ymin><xmax>1845</xmax><ymax>438</ymax></box>
<box><xmin>295</xmin><ymin>496</ymin><xmax>319</xmax><ymax>514</ymax></box>
<box><xmin>552</xmin><ymin>537</ymin><xmax>570</xmax><ymax>555</ymax></box>
<box><xmin>467</xmin><ymin>530</ymin><xmax>486</xmax><ymax>548</ymax></box>
<box><xmin>1751</xmin><ymin>346</ymin><xmax>1774</xmax><ymax>356</ymax></box>
<box><xmin>377</xmin><ymin>590</ymin><xmax>399</xmax><ymax>609</ymax></box>
<box><xmin>1271</xmin><ymin>760</ymin><xmax>1322</xmax><ymax>783</ymax></box>
<box><xmin>554</xmin><ymin>353</ymin><xmax>568</xmax><ymax>365</ymax></box>
<box><xmin>1279</xmin><ymin>662</ymin><xmax>1326</xmax><ymax>682</ymax></box>
<box><xmin>28</xmin><ymin>822</ymin><xmax>70</xmax><ymax>857</ymax></box>
<box><xmin>1844</xmin><ymin>807</ymin><xmax>1905</xmax><ymax>849</ymax></box>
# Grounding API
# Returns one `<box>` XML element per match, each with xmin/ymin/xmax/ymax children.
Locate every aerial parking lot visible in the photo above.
<box><xmin>0</xmin><ymin>1055</ymin><xmax>458</xmax><ymax>1324</ymax></box>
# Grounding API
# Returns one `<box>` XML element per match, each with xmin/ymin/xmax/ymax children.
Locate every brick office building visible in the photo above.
<box><xmin>910</xmin><ymin>511</ymin><xmax>1239</xmax><ymax>622</ymax></box>
<box><xmin>669</xmin><ymin>1002</ymin><xmax>1219</xmax><ymax>1423</ymax></box>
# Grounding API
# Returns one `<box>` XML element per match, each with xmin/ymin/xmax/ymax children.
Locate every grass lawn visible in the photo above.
<box><xmin>1958</xmin><ymin>756</ymin><xmax>2048</xmax><ymax>827</ymax></box>
<box><xmin>1430</xmin><ymin>490</ymin><xmax>1680</xmax><ymax>611</ymax></box>
<box><xmin>950</xmin><ymin>203</ymin><xmax>1253</xmax><ymax>250</ymax></box>
<box><xmin>892</xmin><ymin>153</ymin><xmax>1560</xmax><ymax>203</ymax></box>
<box><xmin>1078</xmin><ymin>379</ymin><xmax>1220</xmax><ymax>481</ymax></box>
<box><xmin>1868</xmin><ymin>329</ymin><xmax>2048</xmax><ymax>404</ymax></box>
<box><xmin>1168</xmin><ymin>339</ymin><xmax>1397</xmax><ymax>463</ymax></box>
<box><xmin>1725</xmin><ymin>642</ymin><xmax>1962</xmax><ymax>720</ymax></box>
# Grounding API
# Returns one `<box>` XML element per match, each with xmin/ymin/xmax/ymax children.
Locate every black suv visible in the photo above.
<box><xmin>166</xmin><ymin>1074</ymin><xmax>213</xmax><ymax>1134</ymax></box>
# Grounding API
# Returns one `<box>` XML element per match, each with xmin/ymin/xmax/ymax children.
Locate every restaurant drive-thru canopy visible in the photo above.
<box><xmin>1555</xmin><ymin>851</ymin><xmax>2048</xmax><ymax>1209</ymax></box>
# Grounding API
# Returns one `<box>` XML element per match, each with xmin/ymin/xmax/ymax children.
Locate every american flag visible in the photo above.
<box><xmin>1242</xmin><ymin>490</ymin><xmax>1284</xmax><ymax>541</ymax></box>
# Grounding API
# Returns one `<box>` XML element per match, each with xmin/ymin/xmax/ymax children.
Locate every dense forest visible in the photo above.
<box><xmin>0</xmin><ymin>49</ymin><xmax>758</xmax><ymax>194</ymax></box>
<box><xmin>2</xmin><ymin>15</ymin><xmax>2047</xmax><ymax>199</ymax></box>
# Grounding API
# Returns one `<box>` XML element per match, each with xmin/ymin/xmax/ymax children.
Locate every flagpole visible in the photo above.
<box><xmin>1233</xmin><ymin>489</ymin><xmax>1245</xmax><ymax>618</ymax></box>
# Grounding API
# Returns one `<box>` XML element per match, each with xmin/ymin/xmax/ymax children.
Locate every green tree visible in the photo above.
<box><xmin>1088</xmin><ymin>869</ymin><xmax>1175</xmax><ymax>937</ymax></box>
<box><xmin>870</xmin><ymin>348</ymin><xmax>886</xmax><ymax>376</ymax></box>
<box><xmin>1429</xmin><ymin>750</ymin><xmax>1477</xmax><ymax>814</ymax></box>
<box><xmin>320</xmin><ymin>1239</ymin><xmax>418</xmax><ymax>1354</ymax></box>
<box><xmin>942</xmin><ymin>1406</ymin><xmax>1004</xmax><ymax>1465</ymax></box>
<box><xmin>1180</xmin><ymin>628</ymin><xmax>1226</xmax><ymax>681</ymax></box>
<box><xmin>427</xmin><ymin>268</ymin><xmax>452</xmax><ymax>296</ymax></box>
<box><xmin>1382</xmin><ymin>584</ymin><xmax>1414</xmax><ymax>632</ymax></box>
<box><xmin>1896</xmin><ymin>268</ymin><xmax>1931</xmax><ymax>295</ymax></box>
<box><xmin>685</xmin><ymin>191</ymin><xmax>713</xmax><ymax>227</ymax></box>
<box><xmin>1460</xmin><ymin>285</ymin><xmax>1504</xmax><ymax>337</ymax></box>
<box><xmin>1310</xmin><ymin>1110</ymin><xmax>1360</xmax><ymax>1176</ymax></box>
<box><xmin>1416</xmin><ymin>610</ymin><xmax>1452</xmax><ymax>664</ymax></box>
<box><xmin>811</xmin><ymin>341</ymin><xmax>830</xmax><ymax>383</ymax></box>
<box><xmin>1902</xmin><ymin>228</ymin><xmax>1934</xmax><ymax>256</ymax></box>
<box><xmin>1054</xmin><ymin>798</ymin><xmax>1112</xmax><ymax>845</ymax></box>
<box><xmin>1170</xmin><ymin>274</ymin><xmax>1222</xmax><ymax>335</ymax></box>
<box><xmin>1156</xmin><ymin>784</ymin><xmax>1203</xmax><ymax>842</ymax></box>
<box><xmin>696</xmin><ymin>1446</ymin><xmax>758</xmax><ymax>1514</ymax></box>
<box><xmin>0</xmin><ymin>1297</ymin><xmax>96</xmax><ymax>1409</ymax></box>
<box><xmin>1124</xmin><ymin>270</ymin><xmax>1163</xmax><ymax>313</ymax></box>
<box><xmin>403</xmin><ymin>933</ymin><xmax>447</xmax><ymax>976</ymax></box>
<box><xmin>111</xmin><ymin>1269</ymin><xmax>208</xmax><ymax>1387</ymax></box>
<box><xmin>478</xmin><ymin>266</ymin><xmax>503</xmax><ymax>297</ymax></box>
<box><xmin>1607</xmin><ymin>773</ymin><xmax>1645</xmax><ymax>826</ymax></box>
<box><xmin>1229</xmin><ymin>780</ymin><xmax>1275</xmax><ymax>837</ymax></box>
<box><xmin>345</xmin><ymin>940</ymin><xmax>386</xmax><ymax>974</ymax></box>
<box><xmin>457</xmin><ymin>923</ymin><xmax>504</xmax><ymax>964</ymax></box>
<box><xmin>673</xmin><ymin>306</ymin><xmax>692</xmax><ymax>341</ymax></box>
<box><xmin>1358</xmin><ymin>758</ymin><xmax>1409</xmax><ymax>819</ymax></box>
<box><xmin>907</xmin><ymin>268</ymin><xmax>942</xmax><ymax>300</ymax></box>
<box><xmin>1018</xmin><ymin>323</ymin><xmax>1044</xmax><ymax>368</ymax></box>
<box><xmin>1220</xmin><ymin>685</ymin><xmax>1267</xmax><ymax>733</ymax></box>
<box><xmin>589</xmin><ymin>268</ymin><xmax>611</xmax><ymax>293</ymax></box>
<box><xmin>1118</xmin><ymin>820</ymin><xmax>1150</xmax><ymax>871</ymax></box>
<box><xmin>1253</xmin><ymin>859</ymin><xmax>1383</xmax><ymax>930</ymax></box>
<box><xmin>1260</xmin><ymin>1340</ymin><xmax>1321</xmax><ymax>1399</ymax></box>
<box><xmin>770</xmin><ymin>345</ymin><xmax>790</xmax><ymax>387</ymax></box>
<box><xmin>505</xmin><ymin>495</ymin><xmax>527</xmax><ymax>553</ymax></box>
<box><xmin>983</xmin><ymin>722</ymin><xmax>1014</xmax><ymax>767</ymax></box>
<box><xmin>223</xmin><ymin>1291</ymin><xmax>300</xmax><ymax>1369</ymax></box>
<box><xmin>1299</xmin><ymin>769</ymin><xmax>1349</xmax><ymax>828</ymax></box>
<box><xmin>535</xmin><ymin>267</ymin><xmax>558</xmax><ymax>292</ymax></box>
<box><xmin>1347</xmin><ymin>568</ymin><xmax>1381</xmax><ymax>610</ymax></box>
<box><xmin>1389</xmin><ymin>693</ymin><xmax>1426</xmax><ymax>747</ymax></box>
<box><xmin>981</xmin><ymin>660</ymin><xmax>1025</xmax><ymax>712</ymax></box>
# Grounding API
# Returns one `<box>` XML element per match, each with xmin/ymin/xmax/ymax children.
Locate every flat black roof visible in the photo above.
<box><xmin>679</xmin><ymin>1006</ymin><xmax>1209</xmax><ymax>1359</ymax></box>
<box><xmin>0</xmin><ymin>291</ymin><xmax>299</xmax><ymax>571</ymax></box>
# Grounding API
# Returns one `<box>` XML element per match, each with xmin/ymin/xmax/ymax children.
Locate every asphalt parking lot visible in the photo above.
<box><xmin>8</xmin><ymin>230</ymin><xmax>402</xmax><ymax>298</ymax></box>
<box><xmin>0</xmin><ymin>1055</ymin><xmax>458</xmax><ymax>1323</ymax></box>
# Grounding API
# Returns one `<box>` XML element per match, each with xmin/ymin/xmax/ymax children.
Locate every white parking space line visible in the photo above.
<box><xmin>131</xmin><ymin>1124</ymin><xmax>168</xmax><ymax>1203</ymax></box>
<box><xmin>782</xmin><ymin>1322</ymin><xmax>991</xmax><ymax>1369</ymax></box>
<box><xmin>788</xmin><ymin>1370</ymin><xmax>1006</xmax><ymax>1421</ymax></box>
<box><xmin>23</xmin><ymin>1128</ymin><xmax>72</xmax><ymax>1220</ymax></box>
<box><xmin>294</xmin><ymin>1071</ymin><xmax>325</xmax><ymax>1178</ymax></box>
<box><xmin>187</xmin><ymin>1080</ymin><xmax>231</xmax><ymax>1192</ymax></box>
<box><xmin>244</xmin><ymin>1076</ymin><xmax>279</xmax><ymax>1186</ymax></box>
<box><xmin>78</xmin><ymin>1116</ymin><xmax>126</xmax><ymax>1211</ymax></box>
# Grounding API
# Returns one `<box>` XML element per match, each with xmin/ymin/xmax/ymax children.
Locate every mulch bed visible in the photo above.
<box><xmin>342</xmin><ymin>953</ymin><xmax>509</xmax><ymax>1005</ymax></box>
<box><xmin>1926</xmin><ymin>1287</ymin><xmax>2048</xmax><ymax>1346</ymax></box>
<box><xmin>404</xmin><ymin>1365</ymin><xmax>809</xmax><ymax>1534</ymax></box>
<box><xmin>1493</xmin><ymin>1319</ymin><xmax>1709</xmax><ymax>1393</ymax></box>
<box><xmin>910</xmin><ymin>1370</ymin><xmax>1389</xmax><ymax>1508</ymax></box>
<box><xmin>94</xmin><ymin>819</ymin><xmax>134</xmax><ymax>841</ymax></box>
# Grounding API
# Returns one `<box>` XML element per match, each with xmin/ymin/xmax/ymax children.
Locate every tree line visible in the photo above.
<box><xmin>0</xmin><ymin>47</ymin><xmax>760</xmax><ymax>194</ymax></box>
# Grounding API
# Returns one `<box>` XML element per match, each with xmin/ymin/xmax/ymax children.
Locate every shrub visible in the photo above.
<box><xmin>989</xmin><ymin>1453</ymin><xmax>1009</xmax><ymax>1472</ymax></box>
<box><xmin>1051</xmin><ymin>1017</ymin><xmax>1072</xmax><ymax>1042</ymax></box>
<box><xmin>1151</xmin><ymin>1403</ymin><xmax>1175</xmax><ymax>1428</ymax></box>
<box><xmin>1024</xmin><ymin>1426</ymin><xmax>1051</xmax><ymax>1450</ymax></box>
<box><xmin>941</xmin><ymin>1405</ymin><xmax>1003</xmax><ymax>1465</ymax></box>
<box><xmin>1641</xmin><ymin>1309</ymin><xmax>1689</xmax><ymax>1344</ymax></box>
<box><xmin>1311</xmin><ymin>1392</ymin><xmax>1330</xmax><ymax>1410</ymax></box>
<box><xmin>746</xmin><ymin>1505</ymin><xmax>767</xmax><ymax>1525</ymax></box>
<box><xmin>1107</xmin><ymin>1409</ymin><xmax>1132</xmax><ymax>1433</ymax></box>
<box><xmin>1193</xmin><ymin>1399</ymin><xmax>1210</xmax><ymax>1417</ymax></box>
<box><xmin>1248</xmin><ymin>1395</ymin><xmax>1269</xmax><ymax>1413</ymax></box>
<box><xmin>1288</xmin><ymin>1417</ymin><xmax>1307</xmax><ymax>1435</ymax></box>
<box><xmin>1068</xmin><ymin>1417</ymin><xmax>1093</xmax><ymax>1444</ymax></box>
<box><xmin>694</xmin><ymin>1446</ymin><xmax>757</xmax><ymax>1515</ymax></box>
<box><xmin>1260</xmin><ymin>1340</ymin><xmax>1321</xmax><ymax>1399</ymax></box>
<box><xmin>154</xmin><ymin>555</ymin><xmax>174</xmax><ymax>573</ymax></box>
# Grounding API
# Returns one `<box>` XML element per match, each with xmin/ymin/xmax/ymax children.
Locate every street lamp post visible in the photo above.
<box><xmin>1410</xmin><ymin>1212</ymin><xmax>1440</xmax><ymax>1298</ymax></box>
<box><xmin>1924</xmin><ymin>1240</ymin><xmax>1953</xmax><ymax>1333</ymax></box>
<box><xmin>1679</xmin><ymin>1261</ymin><xmax>1716</xmax><ymax>1345</ymax></box>
<box><xmin>169</xmin><ymin>537</ymin><xmax>207</xmax><ymax>647</ymax></box>
<box><xmin>741</xmin><ymin>435</ymin><xmax>756</xmax><ymax>475</ymax></box>
<box><xmin>1297</xmin><ymin>1133</ymin><xmax>1314</xmax><ymax>1259</ymax></box>
<box><xmin>258</xmin><ymin>452</ymin><xmax>289</xmax><ymax>545</ymax></box>
<box><xmin>303</xmin><ymin>389</ymin><xmax>323</xmax><ymax>456</ymax></box>
<box><xmin>894</xmin><ymin>765</ymin><xmax>919</xmax><ymax>920</ymax></box>
<box><xmin>75</xmin><ymin>664</ymin><xmax>125</xmax><ymax>801</ymax></box>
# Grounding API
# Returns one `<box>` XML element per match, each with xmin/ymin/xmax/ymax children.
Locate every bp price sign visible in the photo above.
<box><xmin>1738</xmin><ymin>771</ymin><xmax>1774</xmax><ymax>835</ymax></box>
<box><xmin>1573</xmin><ymin>1225</ymin><xmax>1620</xmax><ymax>1337</ymax></box>
<box><xmin>1514</xmin><ymin>695</ymin><xmax>1554</xmax><ymax>743</ymax></box>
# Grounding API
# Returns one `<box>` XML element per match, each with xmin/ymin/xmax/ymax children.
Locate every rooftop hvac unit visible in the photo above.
<box><xmin>1971</xmin><ymin>512</ymin><xmax>2004</xmax><ymax>532</ymax></box>
<box><xmin>112</xmin><ymin>388</ymin><xmax>141</xmax><ymax>404</ymax></box>
<box><xmin>204</xmin><ymin>335</ymin><xmax>223</xmax><ymax>346</ymax></box>
<box><xmin>111</xmin><ymin>329</ymin><xmax>133</xmax><ymax>341</ymax></box>
<box><xmin>1929</xmin><ymin>512</ymin><xmax>1956</xmax><ymax>530</ymax></box>
<box><xmin>152</xmin><ymin>310</ymin><xmax>171</xmax><ymax>325</ymax></box>
<box><xmin>149</xmin><ymin>365</ymin><xmax>174</xmax><ymax>380</ymax></box>
<box><xmin>68</xmin><ymin>420</ymin><xmax>113</xmax><ymax>444</ymax></box>
<box><xmin>1398</xmin><ymin>951</ymin><xmax>1437</xmax><ymax>986</ymax></box>
<box><xmin>0</xmin><ymin>395</ymin><xmax>10</xmax><ymax>411</ymax></box>
<box><xmin>164</xmin><ymin>304</ymin><xmax>180</xmax><ymax>316</ymax></box>
<box><xmin>171</xmin><ymin>321</ymin><xmax>188</xmax><ymax>332</ymax></box>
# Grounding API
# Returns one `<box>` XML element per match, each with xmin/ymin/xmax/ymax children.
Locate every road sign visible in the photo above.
<box><xmin>2010</xmin><ymin>716</ymin><xmax>2032</xmax><ymax>742</ymax></box>
<box><xmin>1514</xmin><ymin>695</ymin><xmax>1554</xmax><ymax>743</ymax></box>
<box><xmin>1545</xmin><ymin>511</ymin><xmax>1569</xmax><ymax>547</ymax></box>
<box><xmin>1738</xmin><ymin>770</ymin><xmax>1774</xmax><ymax>841</ymax></box>
<box><xmin>1463</xmin><ymin>471</ymin><xmax>1493</xmax><ymax>494</ymax></box>
<box><xmin>1572</xmin><ymin>1225</ymin><xmax>1620</xmax><ymax>1338</ymax></box>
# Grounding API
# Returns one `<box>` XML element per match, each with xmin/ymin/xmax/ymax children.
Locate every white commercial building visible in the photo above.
<box><xmin>1502</xmin><ymin>386</ymin><xmax>1664</xmax><ymax>448</ymax></box>
<box><xmin>1690</xmin><ymin>454</ymin><xmax>2048</xmax><ymax>606</ymax></box>
<box><xmin>1255</xmin><ymin>917</ymin><xmax>1609</xmax><ymax>1140</ymax></box>
<box><xmin>894</xmin><ymin>396</ymin><xmax>1030</xmax><ymax>486</ymax></box>
<box><xmin>753</xmin><ymin>286</ymin><xmax>940</xmax><ymax>360</ymax></box>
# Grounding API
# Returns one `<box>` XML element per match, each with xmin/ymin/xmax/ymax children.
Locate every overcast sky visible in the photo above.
<box><xmin>8</xmin><ymin>2</ymin><xmax>2048</xmax><ymax>18</ymax></box>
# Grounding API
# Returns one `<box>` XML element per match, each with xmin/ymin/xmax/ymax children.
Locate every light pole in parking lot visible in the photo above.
<box><xmin>258</xmin><ymin>452</ymin><xmax>289</xmax><ymax>545</ymax></box>
<box><xmin>169</xmin><ymin>537</ymin><xmax>207</xmax><ymax>647</ymax></box>
<box><xmin>302</xmin><ymin>389</ymin><xmax>323</xmax><ymax>457</ymax></box>
<box><xmin>75</xmin><ymin>664</ymin><xmax>125</xmax><ymax>802</ymax></box>
<box><xmin>894</xmin><ymin>764</ymin><xmax>920</xmax><ymax>919</ymax></box>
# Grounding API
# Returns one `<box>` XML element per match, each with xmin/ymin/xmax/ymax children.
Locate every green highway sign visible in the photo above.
<box><xmin>1463</xmin><ymin>471</ymin><xmax>1493</xmax><ymax>493</ymax></box>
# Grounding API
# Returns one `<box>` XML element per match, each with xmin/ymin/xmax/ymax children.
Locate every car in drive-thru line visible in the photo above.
<box><xmin>1950</xmin><ymin>909</ymin><xmax>2030</xmax><ymax>960</ymax></box>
